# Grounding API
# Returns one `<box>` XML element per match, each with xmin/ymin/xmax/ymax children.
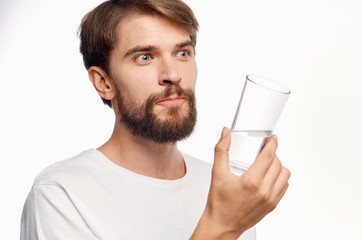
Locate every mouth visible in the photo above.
<box><xmin>156</xmin><ymin>95</ymin><xmax>186</xmax><ymax>106</ymax></box>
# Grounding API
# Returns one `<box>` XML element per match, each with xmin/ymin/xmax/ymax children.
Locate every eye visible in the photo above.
<box><xmin>176</xmin><ymin>50</ymin><xmax>189</xmax><ymax>57</ymax></box>
<box><xmin>135</xmin><ymin>54</ymin><xmax>152</xmax><ymax>62</ymax></box>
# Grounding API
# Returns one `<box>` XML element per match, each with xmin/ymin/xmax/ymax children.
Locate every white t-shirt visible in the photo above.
<box><xmin>21</xmin><ymin>149</ymin><xmax>256</xmax><ymax>239</ymax></box>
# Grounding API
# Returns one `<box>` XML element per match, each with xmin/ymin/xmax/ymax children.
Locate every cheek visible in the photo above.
<box><xmin>181</xmin><ymin>61</ymin><xmax>197</xmax><ymax>87</ymax></box>
<box><xmin>115</xmin><ymin>69</ymin><xmax>153</xmax><ymax>102</ymax></box>
<box><xmin>121</xmin><ymin>84</ymin><xmax>148</xmax><ymax>104</ymax></box>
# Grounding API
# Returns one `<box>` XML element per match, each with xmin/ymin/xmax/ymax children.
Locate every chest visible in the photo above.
<box><xmin>70</xmin><ymin>179</ymin><xmax>209</xmax><ymax>240</ymax></box>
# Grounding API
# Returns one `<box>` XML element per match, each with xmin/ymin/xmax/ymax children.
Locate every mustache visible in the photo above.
<box><xmin>147</xmin><ymin>85</ymin><xmax>195</xmax><ymax>106</ymax></box>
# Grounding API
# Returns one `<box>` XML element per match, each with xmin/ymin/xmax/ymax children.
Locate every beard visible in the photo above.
<box><xmin>115</xmin><ymin>84</ymin><xmax>197</xmax><ymax>143</ymax></box>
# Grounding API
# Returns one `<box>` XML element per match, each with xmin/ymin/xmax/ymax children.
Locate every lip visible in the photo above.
<box><xmin>157</xmin><ymin>96</ymin><xmax>186</xmax><ymax>106</ymax></box>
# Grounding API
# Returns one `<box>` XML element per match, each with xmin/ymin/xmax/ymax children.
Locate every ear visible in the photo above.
<box><xmin>88</xmin><ymin>66</ymin><xmax>115</xmax><ymax>101</ymax></box>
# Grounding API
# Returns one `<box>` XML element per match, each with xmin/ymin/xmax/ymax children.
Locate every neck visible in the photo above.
<box><xmin>97</xmin><ymin>121</ymin><xmax>186</xmax><ymax>180</ymax></box>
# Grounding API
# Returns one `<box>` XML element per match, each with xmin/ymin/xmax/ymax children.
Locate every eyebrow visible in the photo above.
<box><xmin>123</xmin><ymin>45</ymin><xmax>156</xmax><ymax>58</ymax></box>
<box><xmin>176</xmin><ymin>40</ymin><xmax>194</xmax><ymax>49</ymax></box>
<box><xmin>123</xmin><ymin>40</ymin><xmax>194</xmax><ymax>58</ymax></box>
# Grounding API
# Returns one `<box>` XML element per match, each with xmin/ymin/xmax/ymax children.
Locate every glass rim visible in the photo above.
<box><xmin>246</xmin><ymin>74</ymin><xmax>291</xmax><ymax>95</ymax></box>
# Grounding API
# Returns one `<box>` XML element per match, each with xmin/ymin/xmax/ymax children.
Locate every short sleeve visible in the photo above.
<box><xmin>20</xmin><ymin>184</ymin><xmax>99</xmax><ymax>240</ymax></box>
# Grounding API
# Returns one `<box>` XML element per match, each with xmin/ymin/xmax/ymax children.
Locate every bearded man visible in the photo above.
<box><xmin>21</xmin><ymin>1</ymin><xmax>290</xmax><ymax>239</ymax></box>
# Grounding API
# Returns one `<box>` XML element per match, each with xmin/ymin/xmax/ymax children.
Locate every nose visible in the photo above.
<box><xmin>158</xmin><ymin>58</ymin><xmax>182</xmax><ymax>85</ymax></box>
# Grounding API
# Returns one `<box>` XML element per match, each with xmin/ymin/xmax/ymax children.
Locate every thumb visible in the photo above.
<box><xmin>213</xmin><ymin>127</ymin><xmax>231</xmax><ymax>172</ymax></box>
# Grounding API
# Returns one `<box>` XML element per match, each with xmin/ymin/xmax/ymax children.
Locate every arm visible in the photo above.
<box><xmin>191</xmin><ymin>127</ymin><xmax>290</xmax><ymax>239</ymax></box>
<box><xmin>21</xmin><ymin>184</ymin><xmax>99</xmax><ymax>240</ymax></box>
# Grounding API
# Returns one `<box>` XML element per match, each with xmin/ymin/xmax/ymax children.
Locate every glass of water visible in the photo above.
<box><xmin>229</xmin><ymin>75</ymin><xmax>291</xmax><ymax>175</ymax></box>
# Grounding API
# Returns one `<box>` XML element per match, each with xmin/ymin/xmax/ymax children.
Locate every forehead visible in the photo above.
<box><xmin>115</xmin><ymin>13</ymin><xmax>190</xmax><ymax>51</ymax></box>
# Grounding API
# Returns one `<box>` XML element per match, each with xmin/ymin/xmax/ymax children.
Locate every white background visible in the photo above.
<box><xmin>1</xmin><ymin>0</ymin><xmax>361</xmax><ymax>239</ymax></box>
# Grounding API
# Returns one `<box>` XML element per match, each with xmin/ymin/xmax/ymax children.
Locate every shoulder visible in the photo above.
<box><xmin>33</xmin><ymin>149</ymin><xmax>101</xmax><ymax>186</ymax></box>
<box><xmin>182</xmin><ymin>152</ymin><xmax>213</xmax><ymax>177</ymax></box>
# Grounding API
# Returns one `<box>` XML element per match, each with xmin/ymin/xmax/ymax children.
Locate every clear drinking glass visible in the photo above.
<box><xmin>229</xmin><ymin>75</ymin><xmax>291</xmax><ymax>175</ymax></box>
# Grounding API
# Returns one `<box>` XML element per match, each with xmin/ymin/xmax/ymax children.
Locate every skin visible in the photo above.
<box><xmin>88</xmin><ymin>13</ymin><xmax>290</xmax><ymax>238</ymax></box>
<box><xmin>88</xmin><ymin>14</ymin><xmax>197</xmax><ymax>180</ymax></box>
<box><xmin>191</xmin><ymin>128</ymin><xmax>291</xmax><ymax>238</ymax></box>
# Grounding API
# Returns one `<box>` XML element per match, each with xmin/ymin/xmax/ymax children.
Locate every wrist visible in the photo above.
<box><xmin>191</xmin><ymin>208</ymin><xmax>242</xmax><ymax>240</ymax></box>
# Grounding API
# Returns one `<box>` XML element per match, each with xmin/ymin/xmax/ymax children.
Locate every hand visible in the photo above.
<box><xmin>191</xmin><ymin>127</ymin><xmax>290</xmax><ymax>239</ymax></box>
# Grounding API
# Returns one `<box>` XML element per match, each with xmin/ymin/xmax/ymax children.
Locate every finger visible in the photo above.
<box><xmin>269</xmin><ymin>167</ymin><xmax>291</xmax><ymax>210</ymax></box>
<box><xmin>262</xmin><ymin>154</ymin><xmax>282</xmax><ymax>190</ymax></box>
<box><xmin>213</xmin><ymin>127</ymin><xmax>231</xmax><ymax>173</ymax></box>
<box><xmin>248</xmin><ymin>135</ymin><xmax>278</xmax><ymax>178</ymax></box>
<box><xmin>270</xmin><ymin>181</ymin><xmax>289</xmax><ymax>213</ymax></box>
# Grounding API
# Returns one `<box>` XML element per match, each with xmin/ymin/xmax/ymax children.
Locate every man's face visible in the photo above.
<box><xmin>108</xmin><ymin>14</ymin><xmax>197</xmax><ymax>143</ymax></box>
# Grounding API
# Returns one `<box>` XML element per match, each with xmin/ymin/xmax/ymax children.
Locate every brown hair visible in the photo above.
<box><xmin>79</xmin><ymin>0</ymin><xmax>199</xmax><ymax>108</ymax></box>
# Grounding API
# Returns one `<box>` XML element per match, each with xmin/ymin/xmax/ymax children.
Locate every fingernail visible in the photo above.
<box><xmin>273</xmin><ymin>134</ymin><xmax>278</xmax><ymax>141</ymax></box>
<box><xmin>221</xmin><ymin>127</ymin><xmax>227</xmax><ymax>139</ymax></box>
